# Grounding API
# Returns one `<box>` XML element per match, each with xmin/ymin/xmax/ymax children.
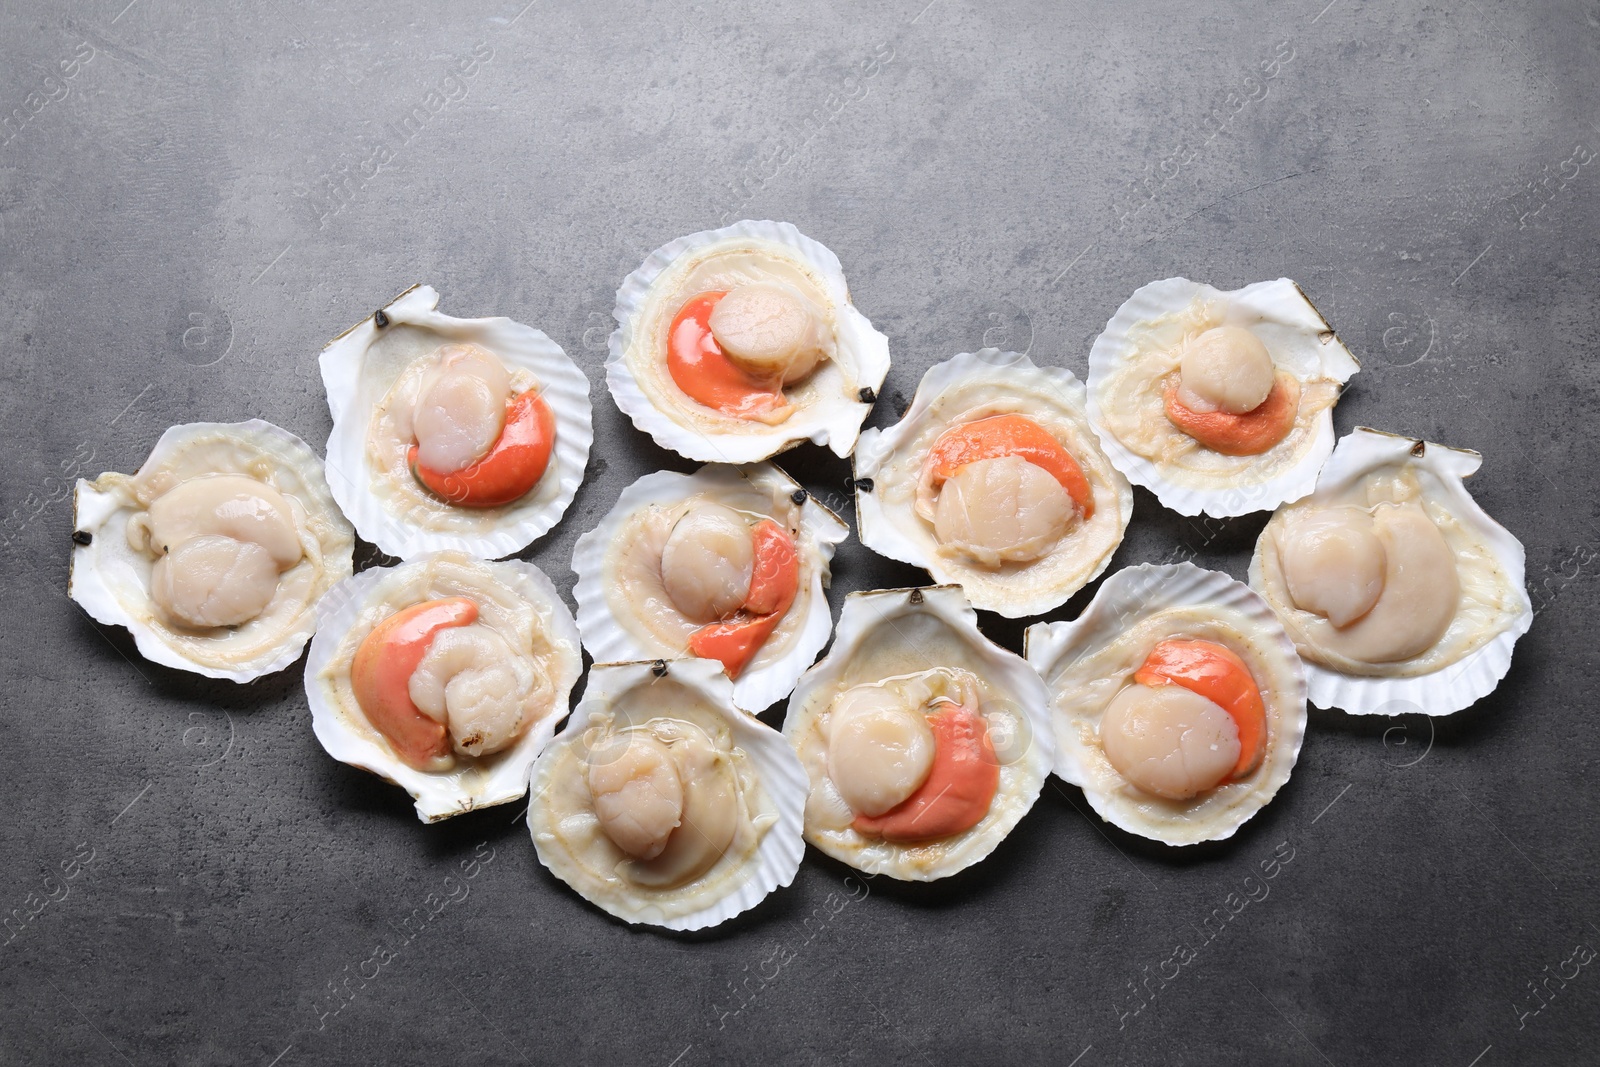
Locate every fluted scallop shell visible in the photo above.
<box><xmin>527</xmin><ymin>659</ymin><xmax>808</xmax><ymax>931</ymax></box>
<box><xmin>304</xmin><ymin>552</ymin><xmax>583</xmax><ymax>822</ymax></box>
<box><xmin>1248</xmin><ymin>427</ymin><xmax>1532</xmax><ymax>716</ymax></box>
<box><xmin>571</xmin><ymin>462</ymin><xmax>846</xmax><ymax>713</ymax></box>
<box><xmin>606</xmin><ymin>220</ymin><xmax>891</xmax><ymax>463</ymax></box>
<box><xmin>1025</xmin><ymin>562</ymin><xmax>1307</xmax><ymax>846</ymax></box>
<box><xmin>783</xmin><ymin>584</ymin><xmax>1054</xmax><ymax>881</ymax></box>
<box><xmin>853</xmin><ymin>348</ymin><xmax>1133</xmax><ymax>617</ymax></box>
<box><xmin>1087</xmin><ymin>277</ymin><xmax>1359</xmax><ymax>517</ymax></box>
<box><xmin>320</xmin><ymin>284</ymin><xmax>593</xmax><ymax>560</ymax></box>
<box><xmin>69</xmin><ymin>419</ymin><xmax>354</xmax><ymax>682</ymax></box>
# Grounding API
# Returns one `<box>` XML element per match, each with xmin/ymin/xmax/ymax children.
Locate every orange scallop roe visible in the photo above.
<box><xmin>1162</xmin><ymin>374</ymin><xmax>1300</xmax><ymax>456</ymax></box>
<box><xmin>924</xmin><ymin>413</ymin><xmax>1094</xmax><ymax>519</ymax></box>
<box><xmin>687</xmin><ymin>518</ymin><xmax>799</xmax><ymax>679</ymax></box>
<box><xmin>852</xmin><ymin>701</ymin><xmax>1000</xmax><ymax>842</ymax></box>
<box><xmin>666</xmin><ymin>291</ymin><xmax>792</xmax><ymax>423</ymax></box>
<box><xmin>350</xmin><ymin>597</ymin><xmax>478</xmax><ymax>770</ymax></box>
<box><xmin>1133</xmin><ymin>638</ymin><xmax>1267</xmax><ymax>779</ymax></box>
<box><xmin>409</xmin><ymin>388</ymin><xmax>556</xmax><ymax>507</ymax></box>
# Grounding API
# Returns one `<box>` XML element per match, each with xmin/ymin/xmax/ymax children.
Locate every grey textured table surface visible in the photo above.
<box><xmin>3</xmin><ymin>0</ymin><xmax>1597</xmax><ymax>1064</ymax></box>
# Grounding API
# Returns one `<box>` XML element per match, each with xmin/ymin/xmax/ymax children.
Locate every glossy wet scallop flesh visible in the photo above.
<box><xmin>410</xmin><ymin>344</ymin><xmax>512</xmax><ymax>474</ymax></box>
<box><xmin>584</xmin><ymin>717</ymin><xmax>741</xmax><ymax>888</ymax></box>
<box><xmin>351</xmin><ymin>596</ymin><xmax>549</xmax><ymax>772</ymax></box>
<box><xmin>1276</xmin><ymin>499</ymin><xmax>1462</xmax><ymax>657</ymax></box>
<box><xmin>706</xmin><ymin>281</ymin><xmax>825</xmax><ymax>387</ymax></box>
<box><xmin>931</xmin><ymin>454</ymin><xmax>1078</xmax><ymax>567</ymax></box>
<box><xmin>1175</xmin><ymin>326</ymin><xmax>1276</xmax><ymax>415</ymax></box>
<box><xmin>659</xmin><ymin>503</ymin><xmax>757</xmax><ymax>624</ymax></box>
<box><xmin>1100</xmin><ymin>683</ymin><xmax>1241</xmax><ymax>801</ymax></box>
<box><xmin>130</xmin><ymin>475</ymin><xmax>304</xmax><ymax>629</ymax></box>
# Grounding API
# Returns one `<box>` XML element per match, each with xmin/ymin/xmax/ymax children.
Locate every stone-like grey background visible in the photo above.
<box><xmin>2</xmin><ymin>0</ymin><xmax>1596</xmax><ymax>1063</ymax></box>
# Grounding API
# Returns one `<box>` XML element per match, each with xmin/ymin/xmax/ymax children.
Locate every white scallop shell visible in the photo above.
<box><xmin>606</xmin><ymin>220</ymin><xmax>891</xmax><ymax>463</ymax></box>
<box><xmin>571</xmin><ymin>462</ymin><xmax>846</xmax><ymax>713</ymax></box>
<box><xmin>784</xmin><ymin>585</ymin><xmax>1055</xmax><ymax>881</ymax></box>
<box><xmin>527</xmin><ymin>659</ymin><xmax>808</xmax><ymax>931</ymax></box>
<box><xmin>69</xmin><ymin>419</ymin><xmax>354</xmax><ymax>682</ymax></box>
<box><xmin>304</xmin><ymin>552</ymin><xmax>583</xmax><ymax>823</ymax></box>
<box><xmin>853</xmin><ymin>348</ymin><xmax>1134</xmax><ymax>617</ymax></box>
<box><xmin>1087</xmin><ymin>277</ymin><xmax>1360</xmax><ymax>517</ymax></box>
<box><xmin>1025</xmin><ymin>562</ymin><xmax>1307</xmax><ymax>846</ymax></box>
<box><xmin>320</xmin><ymin>284</ymin><xmax>593</xmax><ymax>560</ymax></box>
<box><xmin>1248</xmin><ymin>427</ymin><xmax>1532</xmax><ymax>716</ymax></box>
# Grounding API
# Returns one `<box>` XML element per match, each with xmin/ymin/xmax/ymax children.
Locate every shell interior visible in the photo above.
<box><xmin>784</xmin><ymin>584</ymin><xmax>1055</xmax><ymax>881</ymax></box>
<box><xmin>854</xmin><ymin>348</ymin><xmax>1133</xmax><ymax>617</ymax></box>
<box><xmin>320</xmin><ymin>284</ymin><xmax>593</xmax><ymax>560</ymax></box>
<box><xmin>606</xmin><ymin>220</ymin><xmax>890</xmax><ymax>463</ymax></box>
<box><xmin>1087</xmin><ymin>277</ymin><xmax>1359</xmax><ymax>517</ymax></box>
<box><xmin>1248</xmin><ymin>427</ymin><xmax>1532</xmax><ymax>716</ymax></box>
<box><xmin>304</xmin><ymin>552</ymin><xmax>583</xmax><ymax>822</ymax></box>
<box><xmin>527</xmin><ymin>659</ymin><xmax>808</xmax><ymax>931</ymax></box>
<box><xmin>69</xmin><ymin>419</ymin><xmax>354</xmax><ymax>682</ymax></box>
<box><xmin>571</xmin><ymin>462</ymin><xmax>847</xmax><ymax>712</ymax></box>
<box><xmin>1025</xmin><ymin>562</ymin><xmax>1307</xmax><ymax>846</ymax></box>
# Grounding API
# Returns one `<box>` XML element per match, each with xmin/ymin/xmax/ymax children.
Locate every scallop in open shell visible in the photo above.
<box><xmin>784</xmin><ymin>585</ymin><xmax>1054</xmax><ymax>881</ymax></box>
<box><xmin>1249</xmin><ymin>427</ymin><xmax>1531</xmax><ymax>716</ymax></box>
<box><xmin>527</xmin><ymin>659</ymin><xmax>808</xmax><ymax>931</ymax></box>
<box><xmin>70</xmin><ymin>420</ymin><xmax>354</xmax><ymax>682</ymax></box>
<box><xmin>1087</xmin><ymin>278</ymin><xmax>1359</xmax><ymax>517</ymax></box>
<box><xmin>854</xmin><ymin>349</ymin><xmax>1133</xmax><ymax>617</ymax></box>
<box><xmin>606</xmin><ymin>220</ymin><xmax>890</xmax><ymax>463</ymax></box>
<box><xmin>305</xmin><ymin>552</ymin><xmax>582</xmax><ymax>822</ymax></box>
<box><xmin>320</xmin><ymin>284</ymin><xmax>593</xmax><ymax>560</ymax></box>
<box><xmin>1026</xmin><ymin>563</ymin><xmax>1306</xmax><ymax>846</ymax></box>
<box><xmin>572</xmin><ymin>463</ymin><xmax>845</xmax><ymax>713</ymax></box>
